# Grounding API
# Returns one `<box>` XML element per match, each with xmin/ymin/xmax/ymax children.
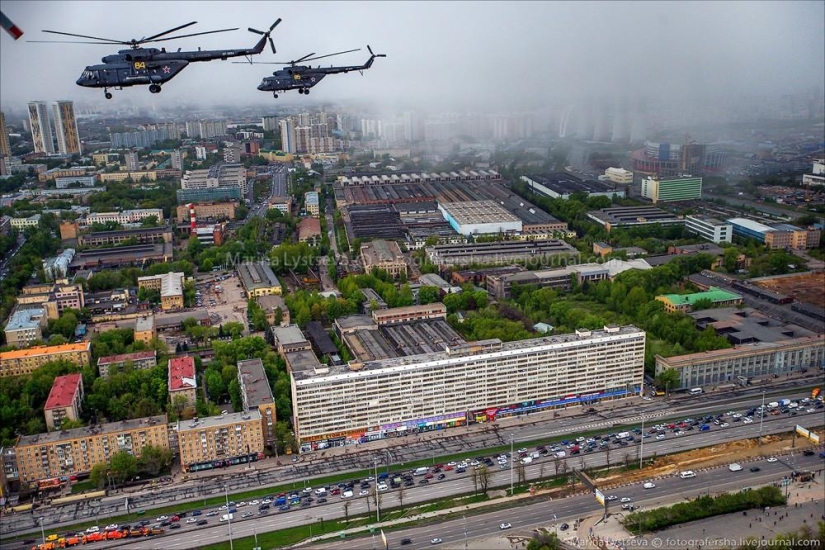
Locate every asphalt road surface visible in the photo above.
<box><xmin>10</xmin><ymin>391</ymin><xmax>821</xmax><ymax>550</ymax></box>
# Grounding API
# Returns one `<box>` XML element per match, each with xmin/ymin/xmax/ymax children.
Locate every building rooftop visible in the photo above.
<box><xmin>44</xmin><ymin>373</ymin><xmax>83</xmax><ymax>410</ymax></box>
<box><xmin>97</xmin><ymin>350</ymin><xmax>157</xmax><ymax>366</ymax></box>
<box><xmin>588</xmin><ymin>206</ymin><xmax>684</xmax><ymax>226</ymax></box>
<box><xmin>727</xmin><ymin>217</ymin><xmax>774</xmax><ymax>233</ymax></box>
<box><xmin>237</xmin><ymin>358</ymin><xmax>275</xmax><ymax>407</ymax></box>
<box><xmin>658</xmin><ymin>288</ymin><xmax>742</xmax><ymax>306</ymax></box>
<box><xmin>5</xmin><ymin>307</ymin><xmax>45</xmax><ymax>331</ymax></box>
<box><xmin>523</xmin><ymin>173</ymin><xmax>619</xmax><ymax>195</ymax></box>
<box><xmin>335</xmin><ymin>314</ymin><xmax>376</xmax><ymax>333</ymax></box>
<box><xmin>177</xmin><ymin>409</ymin><xmax>262</xmax><ymax>433</ymax></box>
<box><xmin>305</xmin><ymin>321</ymin><xmax>339</xmax><ymax>356</ymax></box>
<box><xmin>0</xmin><ymin>342</ymin><xmax>90</xmax><ymax>361</ymax></box>
<box><xmin>438</xmin><ymin>200</ymin><xmax>521</xmax><ymax>226</ymax></box>
<box><xmin>155</xmin><ymin>310</ymin><xmax>207</xmax><ymax>329</ymax></box>
<box><xmin>256</xmin><ymin>294</ymin><xmax>286</xmax><ymax>311</ymax></box>
<box><xmin>656</xmin><ymin>335</ymin><xmax>824</xmax><ymax>368</ymax></box>
<box><xmin>687</xmin><ymin>214</ymin><xmax>729</xmax><ymax>226</ymax></box>
<box><xmin>18</xmin><ymin>414</ymin><xmax>167</xmax><ymax>446</ymax></box>
<box><xmin>293</xmin><ymin>325</ymin><xmax>643</xmax><ymax>382</ymax></box>
<box><xmin>169</xmin><ymin>356</ymin><xmax>197</xmax><ymax>392</ymax></box>
<box><xmin>272</xmin><ymin>325</ymin><xmax>308</xmax><ymax>346</ymax></box>
<box><xmin>297</xmin><ymin>217</ymin><xmax>322</xmax><ymax>240</ymax></box>
<box><xmin>361</xmin><ymin>239</ymin><xmax>405</xmax><ymax>264</ymax></box>
<box><xmin>691</xmin><ymin>307</ymin><xmax>815</xmax><ymax>345</ymax></box>
<box><xmin>238</xmin><ymin>261</ymin><xmax>281</xmax><ymax>291</ymax></box>
<box><xmin>418</xmin><ymin>273</ymin><xmax>451</xmax><ymax>289</ymax></box>
<box><xmin>285</xmin><ymin>349</ymin><xmax>327</xmax><ymax>376</ymax></box>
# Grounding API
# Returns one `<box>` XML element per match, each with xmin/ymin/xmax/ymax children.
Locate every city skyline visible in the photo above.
<box><xmin>1</xmin><ymin>1</ymin><xmax>823</xmax><ymax>113</ymax></box>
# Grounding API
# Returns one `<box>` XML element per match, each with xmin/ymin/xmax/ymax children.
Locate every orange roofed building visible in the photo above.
<box><xmin>169</xmin><ymin>356</ymin><xmax>197</xmax><ymax>408</ymax></box>
<box><xmin>0</xmin><ymin>342</ymin><xmax>91</xmax><ymax>377</ymax></box>
<box><xmin>44</xmin><ymin>373</ymin><xmax>84</xmax><ymax>431</ymax></box>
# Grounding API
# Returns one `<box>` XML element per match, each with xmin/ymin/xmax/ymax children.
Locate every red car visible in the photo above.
<box><xmin>424</xmin><ymin>473</ymin><xmax>434</xmax><ymax>479</ymax></box>
<box><xmin>170</xmin><ymin>516</ymin><xmax>180</xmax><ymax>522</ymax></box>
<box><xmin>444</xmin><ymin>465</ymin><xmax>454</xmax><ymax>471</ymax></box>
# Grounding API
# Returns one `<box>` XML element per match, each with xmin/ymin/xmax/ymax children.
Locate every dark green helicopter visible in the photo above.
<box><xmin>29</xmin><ymin>19</ymin><xmax>281</xmax><ymax>99</ymax></box>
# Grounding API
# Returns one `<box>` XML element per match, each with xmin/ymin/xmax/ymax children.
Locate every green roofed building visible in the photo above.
<box><xmin>656</xmin><ymin>287</ymin><xmax>742</xmax><ymax>313</ymax></box>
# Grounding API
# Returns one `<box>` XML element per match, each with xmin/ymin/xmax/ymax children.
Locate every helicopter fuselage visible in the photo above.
<box><xmin>77</xmin><ymin>41</ymin><xmax>265</xmax><ymax>89</ymax></box>
<box><xmin>257</xmin><ymin>66</ymin><xmax>329</xmax><ymax>92</ymax></box>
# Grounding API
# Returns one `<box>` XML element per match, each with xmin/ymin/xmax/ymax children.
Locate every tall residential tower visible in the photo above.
<box><xmin>52</xmin><ymin>101</ymin><xmax>81</xmax><ymax>155</ymax></box>
<box><xmin>28</xmin><ymin>101</ymin><xmax>55</xmax><ymax>155</ymax></box>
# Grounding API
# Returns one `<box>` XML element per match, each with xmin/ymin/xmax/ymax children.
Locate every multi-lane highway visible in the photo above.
<box><xmin>108</xmin><ymin>447</ymin><xmax>824</xmax><ymax>550</ymax></box>
<box><xmin>12</xmin><ymin>395</ymin><xmax>821</xmax><ymax>550</ymax></box>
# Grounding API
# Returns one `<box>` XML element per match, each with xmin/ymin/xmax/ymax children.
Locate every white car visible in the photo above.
<box><xmin>377</xmin><ymin>483</ymin><xmax>388</xmax><ymax>491</ymax></box>
<box><xmin>517</xmin><ymin>448</ymin><xmax>528</xmax><ymax>454</ymax></box>
<box><xmin>743</xmin><ymin>417</ymin><xmax>753</xmax><ymax>424</ymax></box>
<box><xmin>86</xmin><ymin>526</ymin><xmax>100</xmax><ymax>534</ymax></box>
<box><xmin>186</xmin><ymin>517</ymin><xmax>198</xmax><ymax>524</ymax></box>
<box><xmin>729</xmin><ymin>463</ymin><xmax>743</xmax><ymax>472</ymax></box>
<box><xmin>104</xmin><ymin>524</ymin><xmax>119</xmax><ymax>531</ymax></box>
<box><xmin>606</xmin><ymin>495</ymin><xmax>618</xmax><ymax>501</ymax></box>
<box><xmin>155</xmin><ymin>516</ymin><xmax>168</xmax><ymax>522</ymax></box>
<box><xmin>656</xmin><ymin>434</ymin><xmax>666</xmax><ymax>440</ymax></box>
<box><xmin>262</xmin><ymin>498</ymin><xmax>272</xmax><ymax>504</ymax></box>
<box><xmin>359</xmin><ymin>490</ymin><xmax>369</xmax><ymax>496</ymax></box>
<box><xmin>303</xmin><ymin>488</ymin><xmax>312</xmax><ymax>494</ymax></box>
<box><xmin>720</xmin><ymin>423</ymin><xmax>729</xmax><ymax>428</ymax></box>
<box><xmin>365</xmin><ymin>476</ymin><xmax>375</xmax><ymax>482</ymax></box>
<box><xmin>620</xmin><ymin>497</ymin><xmax>632</xmax><ymax>503</ymax></box>
<box><xmin>447</xmin><ymin>462</ymin><xmax>457</xmax><ymax>467</ymax></box>
<box><xmin>431</xmin><ymin>539</ymin><xmax>443</xmax><ymax>545</ymax></box>
<box><xmin>470</xmin><ymin>460</ymin><xmax>480</xmax><ymax>466</ymax></box>
<box><xmin>767</xmin><ymin>457</ymin><xmax>778</xmax><ymax>463</ymax></box>
<box><xmin>500</xmin><ymin>523</ymin><xmax>512</xmax><ymax>530</ymax></box>
<box><xmin>238</xmin><ymin>501</ymin><xmax>247</xmax><ymax>507</ymax></box>
<box><xmin>643</xmin><ymin>482</ymin><xmax>656</xmax><ymax>489</ymax></box>
<box><xmin>680</xmin><ymin>471</ymin><xmax>696</xmax><ymax>479</ymax></box>
<box><xmin>250</xmin><ymin>500</ymin><xmax>260</xmax><ymax>506</ymax></box>
<box><xmin>241</xmin><ymin>511</ymin><xmax>254</xmax><ymax>518</ymax></box>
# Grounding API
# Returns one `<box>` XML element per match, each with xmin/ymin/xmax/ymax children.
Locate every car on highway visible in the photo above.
<box><xmin>643</xmin><ymin>482</ymin><xmax>656</xmax><ymax>489</ymax></box>
<box><xmin>500</xmin><ymin>523</ymin><xmax>512</xmax><ymax>530</ymax></box>
<box><xmin>86</xmin><ymin>526</ymin><xmax>100</xmax><ymax>534</ymax></box>
<box><xmin>729</xmin><ymin>463</ymin><xmax>743</xmax><ymax>472</ymax></box>
<box><xmin>206</xmin><ymin>511</ymin><xmax>218</xmax><ymax>517</ymax></box>
<box><xmin>279</xmin><ymin>505</ymin><xmax>290</xmax><ymax>511</ymax></box>
<box><xmin>241</xmin><ymin>511</ymin><xmax>254</xmax><ymax>518</ymax></box>
<box><xmin>438</xmin><ymin>473</ymin><xmax>446</xmax><ymax>480</ymax></box>
<box><xmin>401</xmin><ymin>538</ymin><xmax>413</xmax><ymax>545</ymax></box>
<box><xmin>359</xmin><ymin>489</ymin><xmax>369</xmax><ymax>496</ymax></box>
<box><xmin>606</xmin><ymin>495</ymin><xmax>618</xmax><ymax>501</ymax></box>
<box><xmin>803</xmin><ymin>450</ymin><xmax>816</xmax><ymax>456</ymax></box>
<box><xmin>767</xmin><ymin>457</ymin><xmax>778</xmax><ymax>462</ymax></box>
<box><xmin>750</xmin><ymin>466</ymin><xmax>761</xmax><ymax>472</ymax></box>
<box><xmin>656</xmin><ymin>434</ymin><xmax>666</xmax><ymax>440</ymax></box>
<box><xmin>104</xmin><ymin>524</ymin><xmax>119</xmax><ymax>531</ymax></box>
<box><xmin>197</xmin><ymin>519</ymin><xmax>208</xmax><ymax>526</ymax></box>
<box><xmin>186</xmin><ymin>518</ymin><xmax>198</xmax><ymax>524</ymax></box>
<box><xmin>431</xmin><ymin>538</ymin><xmax>443</xmax><ymax>545</ymax></box>
<box><xmin>620</xmin><ymin>497</ymin><xmax>632</xmax><ymax>503</ymax></box>
<box><xmin>191</xmin><ymin>510</ymin><xmax>202</xmax><ymax>516</ymax></box>
<box><xmin>621</xmin><ymin>504</ymin><xmax>634</xmax><ymax>511</ymax></box>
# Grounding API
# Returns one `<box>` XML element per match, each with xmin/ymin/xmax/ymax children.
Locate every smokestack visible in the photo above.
<box><xmin>188</xmin><ymin>203</ymin><xmax>196</xmax><ymax>235</ymax></box>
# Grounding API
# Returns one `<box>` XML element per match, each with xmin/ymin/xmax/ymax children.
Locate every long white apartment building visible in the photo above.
<box><xmin>86</xmin><ymin>208</ymin><xmax>164</xmax><ymax>226</ymax></box>
<box><xmin>291</xmin><ymin>325</ymin><xmax>645</xmax><ymax>452</ymax></box>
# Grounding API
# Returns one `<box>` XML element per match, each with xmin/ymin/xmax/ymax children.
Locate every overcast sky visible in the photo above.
<box><xmin>1</xmin><ymin>1</ymin><xmax>823</xmax><ymax>113</ymax></box>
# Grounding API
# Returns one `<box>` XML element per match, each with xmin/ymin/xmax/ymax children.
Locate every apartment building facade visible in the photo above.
<box><xmin>291</xmin><ymin>326</ymin><xmax>645</xmax><ymax>450</ymax></box>
<box><xmin>15</xmin><ymin>415</ymin><xmax>169</xmax><ymax>485</ymax></box>
<box><xmin>0</xmin><ymin>342</ymin><xmax>91</xmax><ymax>377</ymax></box>
<box><xmin>44</xmin><ymin>373</ymin><xmax>84</xmax><ymax>431</ymax></box>
<box><xmin>177</xmin><ymin>411</ymin><xmax>264</xmax><ymax>472</ymax></box>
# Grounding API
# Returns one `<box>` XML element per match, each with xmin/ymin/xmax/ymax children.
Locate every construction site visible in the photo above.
<box><xmin>754</xmin><ymin>271</ymin><xmax>825</xmax><ymax>309</ymax></box>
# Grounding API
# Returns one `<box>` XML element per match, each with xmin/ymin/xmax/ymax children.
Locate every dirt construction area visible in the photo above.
<box><xmin>754</xmin><ymin>271</ymin><xmax>825</xmax><ymax>308</ymax></box>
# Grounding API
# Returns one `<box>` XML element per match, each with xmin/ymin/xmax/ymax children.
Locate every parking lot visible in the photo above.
<box><xmin>195</xmin><ymin>272</ymin><xmax>249</xmax><ymax>335</ymax></box>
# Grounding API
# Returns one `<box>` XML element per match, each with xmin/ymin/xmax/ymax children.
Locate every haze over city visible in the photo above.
<box><xmin>1</xmin><ymin>0</ymin><xmax>823</xmax><ymax>113</ymax></box>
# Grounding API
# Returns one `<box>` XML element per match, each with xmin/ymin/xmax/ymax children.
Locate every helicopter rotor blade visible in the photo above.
<box><xmin>141</xmin><ymin>27</ymin><xmax>239</xmax><ymax>44</ymax></box>
<box><xmin>368</xmin><ymin>45</ymin><xmax>373</xmax><ymax>56</ymax></box>
<box><xmin>269</xmin><ymin>18</ymin><xmax>282</xmax><ymax>32</ymax></box>
<box><xmin>269</xmin><ymin>36</ymin><xmax>276</xmax><ymax>54</ymax></box>
<box><xmin>292</xmin><ymin>52</ymin><xmax>316</xmax><ymax>64</ymax></box>
<box><xmin>27</xmin><ymin>39</ymin><xmax>124</xmax><ymax>44</ymax></box>
<box><xmin>299</xmin><ymin>48</ymin><xmax>361</xmax><ymax>63</ymax></box>
<box><xmin>248</xmin><ymin>28</ymin><xmax>264</xmax><ymax>35</ymax></box>
<box><xmin>41</xmin><ymin>29</ymin><xmax>126</xmax><ymax>44</ymax></box>
<box><xmin>141</xmin><ymin>21</ymin><xmax>198</xmax><ymax>43</ymax></box>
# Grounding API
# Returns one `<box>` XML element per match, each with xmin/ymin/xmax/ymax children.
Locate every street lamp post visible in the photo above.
<box><xmin>639</xmin><ymin>417</ymin><xmax>645</xmax><ymax>469</ymax></box>
<box><xmin>509</xmin><ymin>434</ymin><xmax>514</xmax><ymax>495</ymax></box>
<box><xmin>758</xmin><ymin>391</ymin><xmax>766</xmax><ymax>446</ymax></box>
<box><xmin>224</xmin><ymin>485</ymin><xmax>234</xmax><ymax>550</ymax></box>
<box><xmin>463</xmin><ymin>515</ymin><xmax>468</xmax><ymax>550</ymax></box>
<box><xmin>38</xmin><ymin>517</ymin><xmax>46</xmax><ymax>545</ymax></box>
<box><xmin>374</xmin><ymin>460</ymin><xmax>381</xmax><ymax>524</ymax></box>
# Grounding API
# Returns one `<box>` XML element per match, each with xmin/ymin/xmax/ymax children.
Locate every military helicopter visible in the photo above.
<box><xmin>238</xmin><ymin>45</ymin><xmax>386</xmax><ymax>98</ymax></box>
<box><xmin>28</xmin><ymin>19</ymin><xmax>281</xmax><ymax>99</ymax></box>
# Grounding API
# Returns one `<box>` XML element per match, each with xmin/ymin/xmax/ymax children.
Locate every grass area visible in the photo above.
<box><xmin>70</xmin><ymin>480</ymin><xmax>97</xmax><ymax>494</ymax></box>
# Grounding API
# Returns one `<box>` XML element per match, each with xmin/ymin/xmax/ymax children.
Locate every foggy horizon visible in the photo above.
<box><xmin>1</xmin><ymin>1</ymin><xmax>823</xmax><ymax>117</ymax></box>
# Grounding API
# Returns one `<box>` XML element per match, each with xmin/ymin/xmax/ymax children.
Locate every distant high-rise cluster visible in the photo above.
<box><xmin>184</xmin><ymin>120</ymin><xmax>227</xmax><ymax>140</ymax></box>
<box><xmin>559</xmin><ymin>96</ymin><xmax>648</xmax><ymax>143</ymax></box>
<box><xmin>26</xmin><ymin>100</ymin><xmax>81</xmax><ymax>156</ymax></box>
<box><xmin>110</xmin><ymin>122</ymin><xmax>180</xmax><ymax>149</ymax></box>
<box><xmin>279</xmin><ymin>113</ymin><xmax>338</xmax><ymax>154</ymax></box>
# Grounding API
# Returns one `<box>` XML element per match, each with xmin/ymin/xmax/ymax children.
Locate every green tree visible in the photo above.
<box><xmin>89</xmin><ymin>463</ymin><xmax>108</xmax><ymax>490</ymax></box>
<box><xmin>654</xmin><ymin>368</ymin><xmax>681</xmax><ymax>394</ymax></box>
<box><xmin>138</xmin><ymin>445</ymin><xmax>173</xmax><ymax>476</ymax></box>
<box><xmin>417</xmin><ymin>286</ymin><xmax>440</xmax><ymax>305</ymax></box>
<box><xmin>109</xmin><ymin>451</ymin><xmax>138</xmax><ymax>484</ymax></box>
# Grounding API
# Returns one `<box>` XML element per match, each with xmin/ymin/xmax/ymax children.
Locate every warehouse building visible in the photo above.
<box><xmin>438</xmin><ymin>200</ymin><xmax>522</xmax><ymax>236</ymax></box>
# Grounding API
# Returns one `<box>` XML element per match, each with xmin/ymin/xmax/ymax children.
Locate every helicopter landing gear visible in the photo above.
<box><xmin>273</xmin><ymin>93</ymin><xmax>278</xmax><ymax>98</ymax></box>
<box><xmin>298</xmin><ymin>88</ymin><xmax>304</xmax><ymax>94</ymax></box>
<box><xmin>104</xmin><ymin>91</ymin><xmax>113</xmax><ymax>100</ymax></box>
<box><xmin>303</xmin><ymin>88</ymin><xmax>310</xmax><ymax>95</ymax></box>
<box><xmin>149</xmin><ymin>84</ymin><xmax>162</xmax><ymax>94</ymax></box>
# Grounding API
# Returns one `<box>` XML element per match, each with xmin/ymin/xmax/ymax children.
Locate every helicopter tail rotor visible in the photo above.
<box><xmin>249</xmin><ymin>18</ymin><xmax>281</xmax><ymax>53</ymax></box>
<box><xmin>367</xmin><ymin>45</ymin><xmax>387</xmax><ymax>59</ymax></box>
